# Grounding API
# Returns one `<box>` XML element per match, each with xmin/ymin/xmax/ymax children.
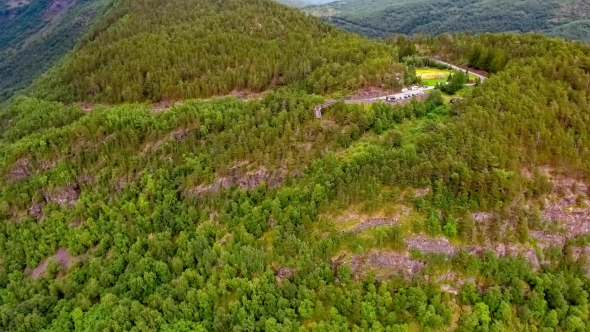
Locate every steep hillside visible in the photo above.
<box><xmin>30</xmin><ymin>0</ymin><xmax>408</xmax><ymax>103</ymax></box>
<box><xmin>305</xmin><ymin>0</ymin><xmax>590</xmax><ymax>41</ymax></box>
<box><xmin>2</xmin><ymin>31</ymin><xmax>590</xmax><ymax>330</ymax></box>
<box><xmin>3</xmin><ymin>0</ymin><xmax>590</xmax><ymax>329</ymax></box>
<box><xmin>0</xmin><ymin>0</ymin><xmax>111</xmax><ymax>101</ymax></box>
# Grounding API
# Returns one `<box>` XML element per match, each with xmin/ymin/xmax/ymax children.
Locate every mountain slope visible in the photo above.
<box><xmin>2</xmin><ymin>33</ymin><xmax>590</xmax><ymax>331</ymax></box>
<box><xmin>0</xmin><ymin>0</ymin><xmax>111</xmax><ymax>101</ymax></box>
<box><xmin>29</xmin><ymin>0</ymin><xmax>407</xmax><ymax>103</ymax></box>
<box><xmin>273</xmin><ymin>0</ymin><xmax>309</xmax><ymax>8</ymax></box>
<box><xmin>305</xmin><ymin>0</ymin><xmax>590</xmax><ymax>41</ymax></box>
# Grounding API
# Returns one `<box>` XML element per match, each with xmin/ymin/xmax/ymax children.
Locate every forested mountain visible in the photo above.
<box><xmin>0</xmin><ymin>0</ymin><xmax>111</xmax><ymax>102</ymax></box>
<box><xmin>305</xmin><ymin>0</ymin><xmax>590</xmax><ymax>41</ymax></box>
<box><xmin>3</xmin><ymin>29</ymin><xmax>590</xmax><ymax>330</ymax></box>
<box><xmin>3</xmin><ymin>0</ymin><xmax>590</xmax><ymax>329</ymax></box>
<box><xmin>29</xmin><ymin>0</ymin><xmax>409</xmax><ymax>104</ymax></box>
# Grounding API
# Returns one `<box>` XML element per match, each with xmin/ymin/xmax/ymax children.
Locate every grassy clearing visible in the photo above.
<box><xmin>417</xmin><ymin>67</ymin><xmax>479</xmax><ymax>87</ymax></box>
<box><xmin>416</xmin><ymin>68</ymin><xmax>451</xmax><ymax>86</ymax></box>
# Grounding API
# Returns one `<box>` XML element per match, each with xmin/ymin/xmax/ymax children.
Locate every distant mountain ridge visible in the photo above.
<box><xmin>304</xmin><ymin>0</ymin><xmax>590</xmax><ymax>41</ymax></box>
<box><xmin>0</xmin><ymin>0</ymin><xmax>111</xmax><ymax>101</ymax></box>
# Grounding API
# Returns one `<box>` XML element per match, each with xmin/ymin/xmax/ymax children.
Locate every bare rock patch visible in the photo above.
<box><xmin>349</xmin><ymin>250</ymin><xmax>425</xmax><ymax>280</ymax></box>
<box><xmin>188</xmin><ymin>166</ymin><xmax>284</xmax><ymax>196</ymax></box>
<box><xmin>43</xmin><ymin>185</ymin><xmax>80</xmax><ymax>207</ymax></box>
<box><xmin>352</xmin><ymin>217</ymin><xmax>398</xmax><ymax>233</ymax></box>
<box><xmin>471</xmin><ymin>212</ymin><xmax>494</xmax><ymax>223</ymax></box>
<box><xmin>274</xmin><ymin>267</ymin><xmax>295</xmax><ymax>280</ymax></box>
<box><xmin>405</xmin><ymin>236</ymin><xmax>458</xmax><ymax>256</ymax></box>
<box><xmin>6</xmin><ymin>158</ymin><xmax>31</xmax><ymax>182</ymax></box>
<box><xmin>413</xmin><ymin>187</ymin><xmax>430</xmax><ymax>198</ymax></box>
<box><xmin>29</xmin><ymin>203</ymin><xmax>44</xmax><ymax>218</ymax></box>
<box><xmin>539</xmin><ymin>174</ymin><xmax>590</xmax><ymax>238</ymax></box>
<box><xmin>530</xmin><ymin>231</ymin><xmax>566</xmax><ymax>249</ymax></box>
<box><xmin>27</xmin><ymin>247</ymin><xmax>85</xmax><ymax>279</ymax></box>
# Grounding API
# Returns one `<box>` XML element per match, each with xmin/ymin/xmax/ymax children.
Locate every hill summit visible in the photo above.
<box><xmin>31</xmin><ymin>0</ymin><xmax>407</xmax><ymax>103</ymax></box>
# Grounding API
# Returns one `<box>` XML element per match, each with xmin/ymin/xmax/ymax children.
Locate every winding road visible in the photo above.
<box><xmin>313</xmin><ymin>58</ymin><xmax>488</xmax><ymax>117</ymax></box>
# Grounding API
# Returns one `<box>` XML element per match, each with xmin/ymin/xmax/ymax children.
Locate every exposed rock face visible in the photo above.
<box><xmin>542</xmin><ymin>195</ymin><xmax>590</xmax><ymax>238</ymax></box>
<box><xmin>27</xmin><ymin>247</ymin><xmax>84</xmax><ymax>279</ymax></box>
<box><xmin>334</xmin><ymin>205</ymin><xmax>409</xmax><ymax>233</ymax></box>
<box><xmin>47</xmin><ymin>0</ymin><xmax>76</xmax><ymax>14</ymax></box>
<box><xmin>6</xmin><ymin>159</ymin><xmax>31</xmax><ymax>181</ymax></box>
<box><xmin>189</xmin><ymin>167</ymin><xmax>284</xmax><ymax>196</ymax></box>
<box><xmin>349</xmin><ymin>250</ymin><xmax>425</xmax><ymax>280</ymax></box>
<box><xmin>413</xmin><ymin>187</ymin><xmax>430</xmax><ymax>198</ymax></box>
<box><xmin>351</xmin><ymin>218</ymin><xmax>397</xmax><ymax>233</ymax></box>
<box><xmin>29</xmin><ymin>203</ymin><xmax>44</xmax><ymax>218</ymax></box>
<box><xmin>274</xmin><ymin>267</ymin><xmax>295</xmax><ymax>280</ymax></box>
<box><xmin>342</xmin><ymin>234</ymin><xmax>554</xmax><ymax>280</ymax></box>
<box><xmin>495</xmin><ymin>244</ymin><xmax>540</xmax><ymax>269</ymax></box>
<box><xmin>530</xmin><ymin>231</ymin><xmax>566</xmax><ymax>249</ymax></box>
<box><xmin>466</xmin><ymin>243</ymin><xmax>540</xmax><ymax>269</ymax></box>
<box><xmin>471</xmin><ymin>212</ymin><xmax>494</xmax><ymax>223</ymax></box>
<box><xmin>539</xmin><ymin>174</ymin><xmax>590</xmax><ymax>238</ymax></box>
<box><xmin>43</xmin><ymin>185</ymin><xmax>80</xmax><ymax>207</ymax></box>
<box><xmin>405</xmin><ymin>236</ymin><xmax>458</xmax><ymax>256</ymax></box>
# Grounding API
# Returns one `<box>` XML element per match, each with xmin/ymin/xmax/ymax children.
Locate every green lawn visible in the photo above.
<box><xmin>417</xmin><ymin>67</ymin><xmax>479</xmax><ymax>87</ymax></box>
<box><xmin>416</xmin><ymin>68</ymin><xmax>451</xmax><ymax>86</ymax></box>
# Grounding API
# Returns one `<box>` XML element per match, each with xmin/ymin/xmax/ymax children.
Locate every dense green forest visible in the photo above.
<box><xmin>305</xmin><ymin>0</ymin><xmax>590</xmax><ymax>41</ymax></box>
<box><xmin>1</xmin><ymin>29</ymin><xmax>590</xmax><ymax>330</ymax></box>
<box><xmin>2</xmin><ymin>0</ymin><xmax>590</xmax><ymax>329</ymax></box>
<box><xmin>0</xmin><ymin>0</ymin><xmax>111</xmax><ymax>102</ymax></box>
<box><xmin>29</xmin><ymin>0</ymin><xmax>411</xmax><ymax>104</ymax></box>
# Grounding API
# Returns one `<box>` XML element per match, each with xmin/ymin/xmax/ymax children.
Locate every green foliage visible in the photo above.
<box><xmin>0</xmin><ymin>97</ymin><xmax>84</xmax><ymax>142</ymax></box>
<box><xmin>437</xmin><ymin>70</ymin><xmax>469</xmax><ymax>95</ymax></box>
<box><xmin>306</xmin><ymin>0</ymin><xmax>590</xmax><ymax>42</ymax></box>
<box><xmin>337</xmin><ymin>264</ymin><xmax>352</xmax><ymax>284</ymax></box>
<box><xmin>0</xmin><ymin>0</ymin><xmax>110</xmax><ymax>101</ymax></box>
<box><xmin>442</xmin><ymin>216</ymin><xmax>458</xmax><ymax>238</ymax></box>
<box><xmin>426</xmin><ymin>211</ymin><xmax>442</xmax><ymax>236</ymax></box>
<box><xmin>30</xmin><ymin>0</ymin><xmax>405</xmax><ymax>103</ymax></box>
<box><xmin>2</xmin><ymin>16</ymin><xmax>590</xmax><ymax>332</ymax></box>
